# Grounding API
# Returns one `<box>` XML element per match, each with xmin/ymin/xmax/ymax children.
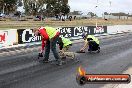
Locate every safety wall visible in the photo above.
<box><xmin>57</xmin><ymin>26</ymin><xmax>107</xmax><ymax>39</ymax></box>
<box><xmin>0</xmin><ymin>25</ymin><xmax>132</xmax><ymax>48</ymax></box>
<box><xmin>0</xmin><ymin>26</ymin><xmax>107</xmax><ymax>47</ymax></box>
<box><xmin>17</xmin><ymin>29</ymin><xmax>41</xmax><ymax>44</ymax></box>
<box><xmin>107</xmin><ymin>25</ymin><xmax>132</xmax><ymax>34</ymax></box>
<box><xmin>0</xmin><ymin>29</ymin><xmax>18</xmax><ymax>48</ymax></box>
<box><xmin>17</xmin><ymin>26</ymin><xmax>107</xmax><ymax>44</ymax></box>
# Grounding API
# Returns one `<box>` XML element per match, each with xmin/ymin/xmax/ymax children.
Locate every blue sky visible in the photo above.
<box><xmin>69</xmin><ymin>0</ymin><xmax>132</xmax><ymax>16</ymax></box>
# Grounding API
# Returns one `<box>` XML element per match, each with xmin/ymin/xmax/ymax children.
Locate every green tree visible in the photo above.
<box><xmin>0</xmin><ymin>0</ymin><xmax>17</xmax><ymax>14</ymax></box>
<box><xmin>23</xmin><ymin>0</ymin><xmax>70</xmax><ymax>16</ymax></box>
<box><xmin>0</xmin><ymin>0</ymin><xmax>4</xmax><ymax>12</ymax></box>
<box><xmin>61</xmin><ymin>3</ymin><xmax>70</xmax><ymax>15</ymax></box>
<box><xmin>104</xmin><ymin>12</ymin><xmax>109</xmax><ymax>15</ymax></box>
<box><xmin>88</xmin><ymin>12</ymin><xmax>96</xmax><ymax>18</ymax></box>
<box><xmin>17</xmin><ymin>0</ymin><xmax>23</xmax><ymax>7</ymax></box>
<box><xmin>23</xmin><ymin>0</ymin><xmax>46</xmax><ymax>15</ymax></box>
<box><xmin>45</xmin><ymin>0</ymin><xmax>70</xmax><ymax>16</ymax></box>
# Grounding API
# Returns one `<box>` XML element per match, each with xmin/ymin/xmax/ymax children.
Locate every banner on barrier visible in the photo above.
<box><xmin>17</xmin><ymin>29</ymin><xmax>42</xmax><ymax>44</ymax></box>
<box><xmin>17</xmin><ymin>26</ymin><xmax>107</xmax><ymax>44</ymax></box>
<box><xmin>0</xmin><ymin>30</ymin><xmax>17</xmax><ymax>47</ymax></box>
<box><xmin>58</xmin><ymin>26</ymin><xmax>107</xmax><ymax>38</ymax></box>
<box><xmin>0</xmin><ymin>31</ymin><xmax>7</xmax><ymax>44</ymax></box>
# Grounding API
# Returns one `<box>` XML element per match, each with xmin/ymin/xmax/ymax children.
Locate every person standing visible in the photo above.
<box><xmin>33</xmin><ymin>26</ymin><xmax>62</xmax><ymax>65</ymax></box>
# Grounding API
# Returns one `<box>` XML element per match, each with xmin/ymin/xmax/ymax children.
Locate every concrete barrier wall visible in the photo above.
<box><xmin>107</xmin><ymin>25</ymin><xmax>132</xmax><ymax>34</ymax></box>
<box><xmin>0</xmin><ymin>25</ymin><xmax>132</xmax><ymax>49</ymax></box>
<box><xmin>0</xmin><ymin>29</ymin><xmax>17</xmax><ymax>48</ymax></box>
<box><xmin>17</xmin><ymin>26</ymin><xmax>107</xmax><ymax>44</ymax></box>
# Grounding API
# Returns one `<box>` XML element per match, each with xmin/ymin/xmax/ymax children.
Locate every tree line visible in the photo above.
<box><xmin>0</xmin><ymin>0</ymin><xmax>70</xmax><ymax>16</ymax></box>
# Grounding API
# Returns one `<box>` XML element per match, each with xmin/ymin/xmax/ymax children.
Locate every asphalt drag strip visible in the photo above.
<box><xmin>0</xmin><ymin>33</ymin><xmax>132</xmax><ymax>88</ymax></box>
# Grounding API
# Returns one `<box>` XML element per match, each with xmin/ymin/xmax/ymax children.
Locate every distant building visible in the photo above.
<box><xmin>103</xmin><ymin>13</ymin><xmax>132</xmax><ymax>20</ymax></box>
<box><xmin>68</xmin><ymin>11</ymin><xmax>91</xmax><ymax>19</ymax></box>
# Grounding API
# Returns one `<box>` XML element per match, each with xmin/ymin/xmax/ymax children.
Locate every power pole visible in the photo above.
<box><xmin>109</xmin><ymin>0</ymin><xmax>112</xmax><ymax>19</ymax></box>
<box><xmin>95</xmin><ymin>0</ymin><xmax>98</xmax><ymax>27</ymax></box>
<box><xmin>109</xmin><ymin>0</ymin><xmax>112</xmax><ymax>25</ymax></box>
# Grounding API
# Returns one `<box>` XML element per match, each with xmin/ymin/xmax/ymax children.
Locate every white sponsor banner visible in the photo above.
<box><xmin>17</xmin><ymin>29</ymin><xmax>42</xmax><ymax>44</ymax></box>
<box><xmin>0</xmin><ymin>29</ymin><xmax>17</xmax><ymax>47</ymax></box>
<box><xmin>1</xmin><ymin>25</ymin><xmax>132</xmax><ymax>49</ymax></box>
<box><xmin>107</xmin><ymin>25</ymin><xmax>132</xmax><ymax>34</ymax></box>
<box><xmin>21</xmin><ymin>29</ymin><xmax>41</xmax><ymax>43</ymax></box>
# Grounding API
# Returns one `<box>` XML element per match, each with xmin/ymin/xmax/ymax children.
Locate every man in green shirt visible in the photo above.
<box><xmin>57</xmin><ymin>37</ymin><xmax>75</xmax><ymax>59</ymax></box>
<box><xmin>80</xmin><ymin>33</ymin><xmax>100</xmax><ymax>53</ymax></box>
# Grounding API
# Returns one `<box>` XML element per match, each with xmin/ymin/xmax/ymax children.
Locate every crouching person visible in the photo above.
<box><xmin>57</xmin><ymin>37</ymin><xmax>75</xmax><ymax>59</ymax></box>
<box><xmin>80</xmin><ymin>33</ymin><xmax>100</xmax><ymax>52</ymax></box>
